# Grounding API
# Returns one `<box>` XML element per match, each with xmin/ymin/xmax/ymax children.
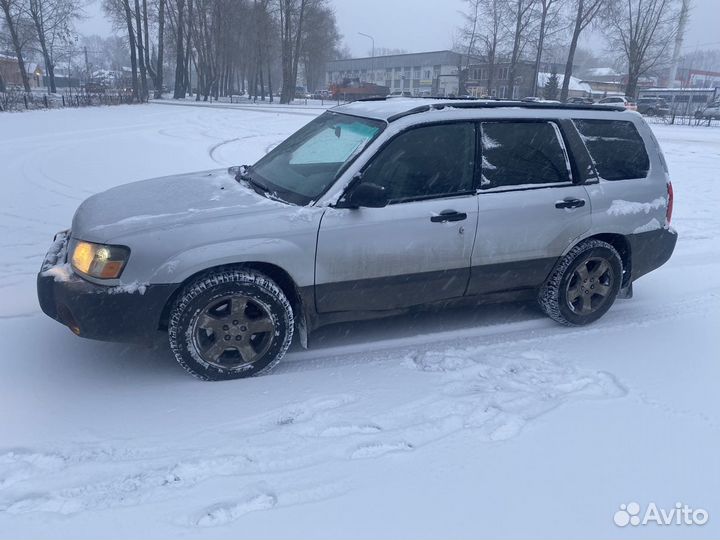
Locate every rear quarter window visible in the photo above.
<box><xmin>573</xmin><ymin>119</ymin><xmax>650</xmax><ymax>181</ymax></box>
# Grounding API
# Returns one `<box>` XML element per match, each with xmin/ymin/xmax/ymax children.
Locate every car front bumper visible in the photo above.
<box><xmin>37</xmin><ymin>231</ymin><xmax>176</xmax><ymax>343</ymax></box>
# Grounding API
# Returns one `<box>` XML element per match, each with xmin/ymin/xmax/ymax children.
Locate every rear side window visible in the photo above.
<box><xmin>573</xmin><ymin>120</ymin><xmax>650</xmax><ymax>181</ymax></box>
<box><xmin>480</xmin><ymin>121</ymin><xmax>570</xmax><ymax>189</ymax></box>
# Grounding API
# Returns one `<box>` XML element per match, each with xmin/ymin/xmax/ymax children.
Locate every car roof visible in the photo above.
<box><xmin>331</xmin><ymin>97</ymin><xmax>626</xmax><ymax>123</ymax></box>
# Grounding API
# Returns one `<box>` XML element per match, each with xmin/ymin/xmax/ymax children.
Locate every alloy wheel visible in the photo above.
<box><xmin>191</xmin><ymin>294</ymin><xmax>275</xmax><ymax>370</ymax></box>
<box><xmin>565</xmin><ymin>257</ymin><xmax>614</xmax><ymax>315</ymax></box>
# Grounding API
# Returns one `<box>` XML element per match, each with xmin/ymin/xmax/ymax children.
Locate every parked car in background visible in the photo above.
<box><xmin>83</xmin><ymin>82</ymin><xmax>107</xmax><ymax>94</ymax></box>
<box><xmin>38</xmin><ymin>98</ymin><xmax>676</xmax><ymax>381</ymax></box>
<box><xmin>637</xmin><ymin>97</ymin><xmax>670</xmax><ymax>116</ymax></box>
<box><xmin>522</xmin><ymin>97</ymin><xmax>561</xmax><ymax>104</ymax></box>
<box><xmin>699</xmin><ymin>100</ymin><xmax>720</xmax><ymax>120</ymax></box>
<box><xmin>295</xmin><ymin>86</ymin><xmax>311</xmax><ymax>99</ymax></box>
<box><xmin>311</xmin><ymin>90</ymin><xmax>331</xmax><ymax>100</ymax></box>
<box><xmin>597</xmin><ymin>96</ymin><xmax>637</xmax><ymax>111</ymax></box>
<box><xmin>568</xmin><ymin>97</ymin><xmax>594</xmax><ymax>105</ymax></box>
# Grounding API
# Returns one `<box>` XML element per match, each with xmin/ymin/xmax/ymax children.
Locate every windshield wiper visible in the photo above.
<box><xmin>235</xmin><ymin>165</ymin><xmax>271</xmax><ymax>196</ymax></box>
<box><xmin>235</xmin><ymin>165</ymin><xmax>292</xmax><ymax>204</ymax></box>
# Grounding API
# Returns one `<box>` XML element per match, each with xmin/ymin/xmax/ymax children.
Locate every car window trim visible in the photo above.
<box><xmin>557</xmin><ymin>118</ymin><xmax>599</xmax><ymax>185</ymax></box>
<box><xmin>387</xmin><ymin>189</ymin><xmax>477</xmax><ymax>206</ymax></box>
<box><xmin>476</xmin><ymin>119</ymin><xmax>574</xmax><ymax>193</ymax></box>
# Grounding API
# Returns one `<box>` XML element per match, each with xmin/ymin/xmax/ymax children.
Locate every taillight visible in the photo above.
<box><xmin>666</xmin><ymin>182</ymin><xmax>674</xmax><ymax>224</ymax></box>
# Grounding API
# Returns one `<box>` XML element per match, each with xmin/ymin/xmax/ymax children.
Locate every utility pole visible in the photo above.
<box><xmin>358</xmin><ymin>32</ymin><xmax>375</xmax><ymax>83</ymax></box>
<box><xmin>667</xmin><ymin>0</ymin><xmax>690</xmax><ymax>88</ymax></box>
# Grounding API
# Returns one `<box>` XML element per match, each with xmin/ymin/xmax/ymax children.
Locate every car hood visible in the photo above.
<box><xmin>72</xmin><ymin>168</ymin><xmax>291</xmax><ymax>243</ymax></box>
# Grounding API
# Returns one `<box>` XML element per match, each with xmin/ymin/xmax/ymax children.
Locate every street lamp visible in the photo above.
<box><xmin>358</xmin><ymin>32</ymin><xmax>375</xmax><ymax>83</ymax></box>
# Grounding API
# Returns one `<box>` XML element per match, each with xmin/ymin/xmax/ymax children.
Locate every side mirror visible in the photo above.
<box><xmin>341</xmin><ymin>182</ymin><xmax>389</xmax><ymax>209</ymax></box>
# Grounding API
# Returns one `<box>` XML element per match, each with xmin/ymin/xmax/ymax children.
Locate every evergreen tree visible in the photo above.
<box><xmin>544</xmin><ymin>69</ymin><xmax>559</xmax><ymax>100</ymax></box>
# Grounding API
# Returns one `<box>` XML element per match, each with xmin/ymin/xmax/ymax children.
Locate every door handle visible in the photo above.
<box><xmin>555</xmin><ymin>198</ymin><xmax>586</xmax><ymax>209</ymax></box>
<box><xmin>431</xmin><ymin>210</ymin><xmax>467</xmax><ymax>223</ymax></box>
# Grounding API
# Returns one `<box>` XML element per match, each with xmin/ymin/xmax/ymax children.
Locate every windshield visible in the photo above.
<box><xmin>251</xmin><ymin>111</ymin><xmax>385</xmax><ymax>205</ymax></box>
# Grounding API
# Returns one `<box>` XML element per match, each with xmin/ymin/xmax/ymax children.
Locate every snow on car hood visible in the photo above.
<box><xmin>71</xmin><ymin>169</ymin><xmax>288</xmax><ymax>243</ymax></box>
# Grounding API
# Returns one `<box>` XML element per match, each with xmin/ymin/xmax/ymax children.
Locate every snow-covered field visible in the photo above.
<box><xmin>0</xmin><ymin>103</ymin><xmax>718</xmax><ymax>539</ymax></box>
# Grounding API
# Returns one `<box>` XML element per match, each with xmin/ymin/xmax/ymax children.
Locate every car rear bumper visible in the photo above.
<box><xmin>37</xmin><ymin>232</ymin><xmax>176</xmax><ymax>343</ymax></box>
<box><xmin>628</xmin><ymin>227</ymin><xmax>678</xmax><ymax>282</ymax></box>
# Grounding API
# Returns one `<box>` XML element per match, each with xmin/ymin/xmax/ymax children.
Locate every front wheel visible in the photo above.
<box><xmin>539</xmin><ymin>239</ymin><xmax>622</xmax><ymax>326</ymax></box>
<box><xmin>168</xmin><ymin>269</ymin><xmax>294</xmax><ymax>381</ymax></box>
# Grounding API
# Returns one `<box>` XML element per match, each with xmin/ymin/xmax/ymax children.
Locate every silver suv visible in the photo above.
<box><xmin>38</xmin><ymin>99</ymin><xmax>677</xmax><ymax>380</ymax></box>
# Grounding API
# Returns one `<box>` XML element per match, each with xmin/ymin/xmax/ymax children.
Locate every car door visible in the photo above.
<box><xmin>315</xmin><ymin>122</ymin><xmax>479</xmax><ymax>313</ymax></box>
<box><xmin>467</xmin><ymin>120</ymin><xmax>592</xmax><ymax>295</ymax></box>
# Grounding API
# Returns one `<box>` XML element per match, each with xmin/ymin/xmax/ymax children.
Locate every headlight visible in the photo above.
<box><xmin>71</xmin><ymin>240</ymin><xmax>130</xmax><ymax>279</ymax></box>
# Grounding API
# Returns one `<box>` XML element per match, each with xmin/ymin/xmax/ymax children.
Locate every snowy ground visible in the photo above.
<box><xmin>0</xmin><ymin>103</ymin><xmax>718</xmax><ymax>539</ymax></box>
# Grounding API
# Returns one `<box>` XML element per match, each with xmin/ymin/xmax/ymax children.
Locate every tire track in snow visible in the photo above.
<box><xmin>151</xmin><ymin>100</ymin><xmax>322</xmax><ymax>118</ymax></box>
<box><xmin>0</xmin><ymin>350</ymin><xmax>625</xmax><ymax>524</ymax></box>
<box><xmin>0</xmin><ymin>290</ymin><xmax>714</xmax><ymax>521</ymax></box>
<box><xmin>281</xmin><ymin>287</ymin><xmax>720</xmax><ymax>373</ymax></box>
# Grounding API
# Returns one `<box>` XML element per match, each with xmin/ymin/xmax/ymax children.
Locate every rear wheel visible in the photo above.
<box><xmin>168</xmin><ymin>269</ymin><xmax>294</xmax><ymax>381</ymax></box>
<box><xmin>539</xmin><ymin>239</ymin><xmax>622</xmax><ymax>326</ymax></box>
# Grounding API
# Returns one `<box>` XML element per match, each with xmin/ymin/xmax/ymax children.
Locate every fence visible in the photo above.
<box><xmin>0</xmin><ymin>90</ymin><xmax>140</xmax><ymax>113</ymax></box>
<box><xmin>643</xmin><ymin>113</ymin><xmax>720</xmax><ymax>128</ymax></box>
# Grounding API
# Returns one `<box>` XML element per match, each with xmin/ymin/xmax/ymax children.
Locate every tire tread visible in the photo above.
<box><xmin>168</xmin><ymin>269</ymin><xmax>294</xmax><ymax>381</ymax></box>
<box><xmin>539</xmin><ymin>239</ymin><xmax>622</xmax><ymax>327</ymax></box>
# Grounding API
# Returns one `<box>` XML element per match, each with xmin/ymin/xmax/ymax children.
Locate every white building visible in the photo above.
<box><xmin>325</xmin><ymin>50</ymin><xmax>479</xmax><ymax>97</ymax></box>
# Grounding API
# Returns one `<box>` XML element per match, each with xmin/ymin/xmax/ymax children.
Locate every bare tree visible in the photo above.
<box><xmin>483</xmin><ymin>0</ymin><xmax>506</xmax><ymax>96</ymax></box>
<box><xmin>246</xmin><ymin>0</ymin><xmax>271</xmax><ymax>101</ymax></box>
<box><xmin>531</xmin><ymin>0</ymin><xmax>564</xmax><ymax>97</ymax></box>
<box><xmin>27</xmin><ymin>0</ymin><xmax>82</xmax><ymax>93</ymax></box>
<box><xmin>606</xmin><ymin>0</ymin><xmax>679</xmax><ymax>97</ymax></box>
<box><xmin>459</xmin><ymin>0</ymin><xmax>505</xmax><ymax>96</ymax></box>
<box><xmin>0</xmin><ymin>0</ymin><xmax>32</xmax><ymax>91</ymax></box>
<box><xmin>131</xmin><ymin>0</ymin><xmax>148</xmax><ymax>98</ymax></box>
<box><xmin>460</xmin><ymin>0</ymin><xmax>481</xmax><ymax>68</ymax></box>
<box><xmin>169</xmin><ymin>0</ymin><xmax>185</xmax><ymax>97</ymax></box>
<box><xmin>506</xmin><ymin>0</ymin><xmax>537</xmax><ymax>99</ymax></box>
<box><xmin>154</xmin><ymin>0</ymin><xmax>165</xmax><ymax>97</ymax></box>
<box><xmin>81</xmin><ymin>33</ymin><xmax>129</xmax><ymax>71</ymax></box>
<box><xmin>560</xmin><ymin>0</ymin><xmax>605</xmax><ymax>101</ymax></box>
<box><xmin>121</xmin><ymin>0</ymin><xmax>139</xmax><ymax>99</ymax></box>
<box><xmin>277</xmin><ymin>0</ymin><xmax>308</xmax><ymax>104</ymax></box>
<box><xmin>96</xmin><ymin>0</ymin><xmax>338</xmax><ymax>104</ymax></box>
<box><xmin>301</xmin><ymin>1</ymin><xmax>339</xmax><ymax>92</ymax></box>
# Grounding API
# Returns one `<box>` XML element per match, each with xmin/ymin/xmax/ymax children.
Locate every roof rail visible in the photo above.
<box><xmin>382</xmin><ymin>99</ymin><xmax>625</xmax><ymax>122</ymax></box>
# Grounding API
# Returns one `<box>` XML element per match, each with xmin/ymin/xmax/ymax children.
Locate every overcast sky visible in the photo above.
<box><xmin>78</xmin><ymin>0</ymin><xmax>720</xmax><ymax>59</ymax></box>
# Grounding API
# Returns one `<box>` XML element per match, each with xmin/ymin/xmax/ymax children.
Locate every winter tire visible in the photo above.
<box><xmin>168</xmin><ymin>269</ymin><xmax>294</xmax><ymax>381</ymax></box>
<box><xmin>539</xmin><ymin>239</ymin><xmax>622</xmax><ymax>326</ymax></box>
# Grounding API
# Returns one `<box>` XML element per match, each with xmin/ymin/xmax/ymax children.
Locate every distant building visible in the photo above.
<box><xmin>577</xmin><ymin>67</ymin><xmax>625</xmax><ymax>98</ymax></box>
<box><xmin>325</xmin><ymin>50</ymin><xmax>481</xmax><ymax>97</ymax></box>
<box><xmin>465</xmin><ymin>61</ymin><xmax>583</xmax><ymax>98</ymax></box>
<box><xmin>325</xmin><ymin>52</ymin><xmax>588</xmax><ymax>99</ymax></box>
<box><xmin>675</xmin><ymin>68</ymin><xmax>720</xmax><ymax>89</ymax></box>
<box><xmin>536</xmin><ymin>72</ymin><xmax>592</xmax><ymax>98</ymax></box>
<box><xmin>582</xmin><ymin>67</ymin><xmax>623</xmax><ymax>82</ymax></box>
<box><xmin>0</xmin><ymin>54</ymin><xmax>43</xmax><ymax>88</ymax></box>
